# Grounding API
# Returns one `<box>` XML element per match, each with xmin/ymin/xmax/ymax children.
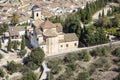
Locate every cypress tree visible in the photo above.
<box><xmin>102</xmin><ymin>10</ymin><xmax>105</xmax><ymax>17</ymax></box>
<box><xmin>99</xmin><ymin>13</ymin><xmax>102</xmax><ymax>18</ymax></box>
<box><xmin>21</xmin><ymin>35</ymin><xmax>25</xmax><ymax>50</ymax></box>
<box><xmin>13</xmin><ymin>41</ymin><xmax>17</xmax><ymax>50</ymax></box>
<box><xmin>107</xmin><ymin>9</ymin><xmax>111</xmax><ymax>16</ymax></box>
<box><xmin>7</xmin><ymin>38</ymin><xmax>12</xmax><ymax>51</ymax></box>
<box><xmin>0</xmin><ymin>41</ymin><xmax>2</xmax><ymax>49</ymax></box>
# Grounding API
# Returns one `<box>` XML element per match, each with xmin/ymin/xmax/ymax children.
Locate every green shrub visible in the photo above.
<box><xmin>57</xmin><ymin>74</ymin><xmax>67</xmax><ymax>80</ymax></box>
<box><xmin>48</xmin><ymin>60</ymin><xmax>61</xmax><ymax>74</ymax></box>
<box><xmin>0</xmin><ymin>69</ymin><xmax>4</xmax><ymax>78</ymax></box>
<box><xmin>7</xmin><ymin>61</ymin><xmax>23</xmax><ymax>74</ymax></box>
<box><xmin>64</xmin><ymin>53</ymin><xmax>78</xmax><ymax>63</ymax></box>
<box><xmin>12</xmin><ymin>40</ymin><xmax>20</xmax><ymax>50</ymax></box>
<box><xmin>113</xmin><ymin>73</ymin><xmax>120</xmax><ymax>80</ymax></box>
<box><xmin>113</xmin><ymin>47</ymin><xmax>120</xmax><ymax>57</ymax></box>
<box><xmin>77</xmin><ymin>72</ymin><xmax>89</xmax><ymax>80</ymax></box>
<box><xmin>88</xmin><ymin>66</ymin><xmax>96</xmax><ymax>76</ymax></box>
<box><xmin>65</xmin><ymin>67</ymin><xmax>73</xmax><ymax>76</ymax></box>
<box><xmin>0</xmin><ymin>54</ymin><xmax>3</xmax><ymax>59</ymax></box>
<box><xmin>7</xmin><ymin>61</ymin><xmax>17</xmax><ymax>74</ymax></box>
<box><xmin>93</xmin><ymin>57</ymin><xmax>108</xmax><ymax>68</ymax></box>
<box><xmin>21</xmin><ymin>71</ymin><xmax>37</xmax><ymax>80</ymax></box>
<box><xmin>78</xmin><ymin>50</ymin><xmax>91</xmax><ymax>62</ymax></box>
<box><xmin>67</xmin><ymin>62</ymin><xmax>77</xmax><ymax>71</ymax></box>
<box><xmin>18</xmin><ymin>49</ymin><xmax>27</xmax><ymax>58</ymax></box>
<box><xmin>91</xmin><ymin>46</ymin><xmax>109</xmax><ymax>57</ymax></box>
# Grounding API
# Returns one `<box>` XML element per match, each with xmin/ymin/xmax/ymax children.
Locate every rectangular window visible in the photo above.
<box><xmin>36</xmin><ymin>13</ymin><xmax>38</xmax><ymax>17</ymax></box>
<box><xmin>66</xmin><ymin>44</ymin><xmax>68</xmax><ymax>47</ymax></box>
<box><xmin>74</xmin><ymin>43</ymin><xmax>77</xmax><ymax>46</ymax></box>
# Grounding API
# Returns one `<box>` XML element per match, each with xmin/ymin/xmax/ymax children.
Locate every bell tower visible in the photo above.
<box><xmin>32</xmin><ymin>5</ymin><xmax>42</xmax><ymax>20</ymax></box>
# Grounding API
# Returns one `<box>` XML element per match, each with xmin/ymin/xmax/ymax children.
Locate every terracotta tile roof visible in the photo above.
<box><xmin>60</xmin><ymin>33</ymin><xmax>78</xmax><ymax>42</ymax></box>
<box><xmin>40</xmin><ymin>20</ymin><xmax>56</xmax><ymax>29</ymax></box>
<box><xmin>43</xmin><ymin>28</ymin><xmax>58</xmax><ymax>37</ymax></box>
<box><xmin>55</xmin><ymin>23</ymin><xmax>63</xmax><ymax>33</ymax></box>
<box><xmin>35</xmin><ymin>28</ymin><xmax>42</xmax><ymax>35</ymax></box>
<box><xmin>32</xmin><ymin>19</ymin><xmax>44</xmax><ymax>28</ymax></box>
<box><xmin>8</xmin><ymin>26</ymin><xmax>25</xmax><ymax>36</ymax></box>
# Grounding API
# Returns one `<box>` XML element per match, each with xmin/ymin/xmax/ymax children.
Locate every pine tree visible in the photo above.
<box><xmin>7</xmin><ymin>38</ymin><xmax>12</xmax><ymax>51</ymax></box>
<box><xmin>21</xmin><ymin>36</ymin><xmax>25</xmax><ymax>50</ymax></box>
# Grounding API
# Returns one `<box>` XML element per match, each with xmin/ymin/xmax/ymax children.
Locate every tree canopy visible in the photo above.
<box><xmin>7</xmin><ymin>38</ymin><xmax>12</xmax><ymax>52</ymax></box>
<box><xmin>24</xmin><ymin>47</ymin><xmax>45</xmax><ymax>70</ymax></box>
<box><xmin>21</xmin><ymin>36</ymin><xmax>25</xmax><ymax>50</ymax></box>
<box><xmin>0</xmin><ymin>69</ymin><xmax>4</xmax><ymax>78</ymax></box>
<box><xmin>0</xmin><ymin>23</ymin><xmax>8</xmax><ymax>35</ymax></box>
<box><xmin>21</xmin><ymin>71</ymin><xmax>37</xmax><ymax>80</ymax></box>
<box><xmin>11</xmin><ymin>13</ymin><xmax>19</xmax><ymax>26</ymax></box>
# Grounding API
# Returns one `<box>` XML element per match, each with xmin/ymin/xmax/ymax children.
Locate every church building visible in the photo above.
<box><xmin>30</xmin><ymin>5</ymin><xmax>79</xmax><ymax>55</ymax></box>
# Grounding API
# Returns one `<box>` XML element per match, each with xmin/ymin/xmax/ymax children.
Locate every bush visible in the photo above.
<box><xmin>7</xmin><ymin>61</ymin><xmax>17</xmax><ymax>74</ymax></box>
<box><xmin>91</xmin><ymin>46</ymin><xmax>109</xmax><ymax>57</ymax></box>
<box><xmin>57</xmin><ymin>74</ymin><xmax>68</xmax><ymax>80</ymax></box>
<box><xmin>113</xmin><ymin>47</ymin><xmax>120</xmax><ymax>57</ymax></box>
<box><xmin>21</xmin><ymin>71</ymin><xmax>37</xmax><ymax>80</ymax></box>
<box><xmin>64</xmin><ymin>53</ymin><xmax>78</xmax><ymax>63</ymax></box>
<box><xmin>88</xmin><ymin>66</ymin><xmax>96</xmax><ymax>76</ymax></box>
<box><xmin>7</xmin><ymin>61</ymin><xmax>23</xmax><ymax>74</ymax></box>
<box><xmin>26</xmin><ymin>62</ymin><xmax>38</xmax><ymax>70</ymax></box>
<box><xmin>113</xmin><ymin>73</ymin><xmax>120</xmax><ymax>80</ymax></box>
<box><xmin>103</xmin><ymin>63</ymin><xmax>111</xmax><ymax>71</ymax></box>
<box><xmin>65</xmin><ymin>67</ymin><xmax>73</xmax><ymax>76</ymax></box>
<box><xmin>84</xmin><ymin>52</ymin><xmax>90</xmax><ymax>62</ymax></box>
<box><xmin>77</xmin><ymin>72</ymin><xmax>89</xmax><ymax>80</ymax></box>
<box><xmin>12</xmin><ymin>40</ymin><xmax>20</xmax><ymax>50</ymax></box>
<box><xmin>20</xmin><ymin>66</ymin><xmax>31</xmax><ymax>74</ymax></box>
<box><xmin>0</xmin><ymin>41</ymin><xmax>2</xmax><ymax>49</ymax></box>
<box><xmin>16</xmin><ymin>63</ymin><xmax>23</xmax><ymax>72</ymax></box>
<box><xmin>67</xmin><ymin>62</ymin><xmax>77</xmax><ymax>71</ymax></box>
<box><xmin>18</xmin><ymin>49</ymin><xmax>27</xmax><ymax>58</ymax></box>
<box><xmin>47</xmin><ymin>60</ymin><xmax>61</xmax><ymax>74</ymax></box>
<box><xmin>0</xmin><ymin>69</ymin><xmax>4</xmax><ymax>78</ymax></box>
<box><xmin>0</xmin><ymin>54</ymin><xmax>3</xmax><ymax>59</ymax></box>
<box><xmin>78</xmin><ymin>50</ymin><xmax>91</xmax><ymax>62</ymax></box>
<box><xmin>93</xmin><ymin>57</ymin><xmax>108</xmax><ymax>68</ymax></box>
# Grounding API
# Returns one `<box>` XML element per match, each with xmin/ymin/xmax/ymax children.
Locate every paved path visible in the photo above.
<box><xmin>92</xmin><ymin>5</ymin><xmax>111</xmax><ymax>20</ymax></box>
<box><xmin>39</xmin><ymin>61</ymin><xmax>50</xmax><ymax>80</ymax></box>
<box><xmin>85</xmin><ymin>4</ymin><xmax>112</xmax><ymax>27</ymax></box>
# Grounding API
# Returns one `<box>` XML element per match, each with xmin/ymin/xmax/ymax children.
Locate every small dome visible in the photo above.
<box><xmin>32</xmin><ymin>5</ymin><xmax>41</xmax><ymax>10</ymax></box>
